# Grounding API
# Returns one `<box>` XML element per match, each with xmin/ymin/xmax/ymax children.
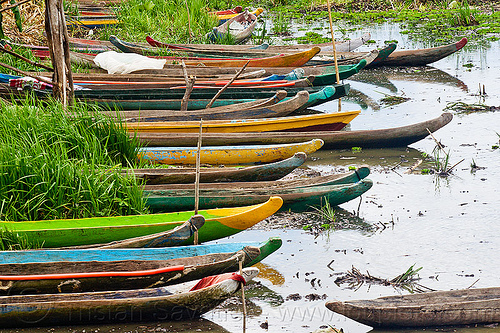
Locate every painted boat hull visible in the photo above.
<box><xmin>87</xmin><ymin>85</ymin><xmax>336</xmax><ymax>111</ymax></box>
<box><xmin>326</xmin><ymin>286</ymin><xmax>500</xmax><ymax>328</ymax></box>
<box><xmin>370</xmin><ymin>38</ymin><xmax>468</xmax><ymax>67</ymax></box>
<box><xmin>0</xmin><ymin>197</ymin><xmax>283</xmax><ymax>247</ymax></box>
<box><xmin>136</xmin><ymin>113</ymin><xmax>453</xmax><ymax>149</ymax></box>
<box><xmin>138</xmin><ymin>139</ymin><xmax>324</xmax><ymax>165</ymax></box>
<box><xmin>0</xmin><ymin>268</ymin><xmax>258</xmax><ymax>327</ymax></box>
<box><xmin>103</xmin><ymin>91</ymin><xmax>308</xmax><ymax>121</ymax></box>
<box><xmin>144</xmin><ymin>179</ymin><xmax>373</xmax><ymax>212</ymax></box>
<box><xmin>73</xmin><ymin>83</ymin><xmax>350</xmax><ymax>106</ymax></box>
<box><xmin>126</xmin><ymin>111</ymin><xmax>360</xmax><ymax>133</ymax></box>
<box><xmin>0</xmin><ymin>238</ymin><xmax>281</xmax><ymax>295</ymax></box>
<box><xmin>0</xmin><ymin>237</ymin><xmax>283</xmax><ymax>264</ymax></box>
<box><xmin>129</xmin><ymin>152</ymin><xmax>307</xmax><ymax>184</ymax></box>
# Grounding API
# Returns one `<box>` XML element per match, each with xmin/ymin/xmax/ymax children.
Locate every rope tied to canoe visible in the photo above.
<box><xmin>189</xmin><ymin>216</ymin><xmax>199</xmax><ymax>245</ymax></box>
<box><xmin>305</xmin><ymin>77</ymin><xmax>313</xmax><ymax>87</ymax></box>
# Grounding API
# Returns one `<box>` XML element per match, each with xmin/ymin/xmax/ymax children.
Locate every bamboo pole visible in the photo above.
<box><xmin>0</xmin><ymin>0</ymin><xmax>30</xmax><ymax>13</ymax></box>
<box><xmin>206</xmin><ymin>60</ymin><xmax>250</xmax><ymax>109</ymax></box>
<box><xmin>0</xmin><ymin>62</ymin><xmax>53</xmax><ymax>85</ymax></box>
<box><xmin>185</xmin><ymin>0</ymin><xmax>192</xmax><ymax>40</ymax></box>
<box><xmin>193</xmin><ymin>120</ymin><xmax>202</xmax><ymax>245</ymax></box>
<box><xmin>326</xmin><ymin>0</ymin><xmax>342</xmax><ymax>111</ymax></box>
<box><xmin>239</xmin><ymin>259</ymin><xmax>247</xmax><ymax>333</ymax></box>
<box><xmin>0</xmin><ymin>46</ymin><xmax>53</xmax><ymax>71</ymax></box>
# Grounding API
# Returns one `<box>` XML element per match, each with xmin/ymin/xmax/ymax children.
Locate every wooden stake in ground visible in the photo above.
<box><xmin>206</xmin><ymin>60</ymin><xmax>250</xmax><ymax>109</ymax></box>
<box><xmin>44</xmin><ymin>0</ymin><xmax>74</xmax><ymax>105</ymax></box>
<box><xmin>185</xmin><ymin>0</ymin><xmax>193</xmax><ymax>40</ymax></box>
<box><xmin>326</xmin><ymin>0</ymin><xmax>342</xmax><ymax>112</ymax></box>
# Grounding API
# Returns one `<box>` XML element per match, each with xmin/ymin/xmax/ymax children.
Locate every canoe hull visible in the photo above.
<box><xmin>326</xmin><ymin>286</ymin><xmax>500</xmax><ymax>328</ymax></box>
<box><xmin>136</xmin><ymin>113</ymin><xmax>453</xmax><ymax>149</ymax></box>
<box><xmin>132</xmin><ymin>152</ymin><xmax>307</xmax><ymax>184</ymax></box>
<box><xmin>0</xmin><ymin>268</ymin><xmax>258</xmax><ymax>327</ymax></box>
<box><xmin>138</xmin><ymin>139</ymin><xmax>324</xmax><ymax>165</ymax></box>
<box><xmin>0</xmin><ymin>198</ymin><xmax>283</xmax><ymax>247</ymax></box>
<box><xmin>145</xmin><ymin>179</ymin><xmax>373</xmax><ymax>212</ymax></box>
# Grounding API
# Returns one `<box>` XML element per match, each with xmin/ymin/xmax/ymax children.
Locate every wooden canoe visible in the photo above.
<box><xmin>126</xmin><ymin>111</ymin><xmax>360</xmax><ymax>133</ymax></box>
<box><xmin>0</xmin><ymin>197</ymin><xmax>283</xmax><ymax>247</ymax></box>
<box><xmin>0</xmin><ymin>237</ymin><xmax>282</xmax><ymax>265</ymax></box>
<box><xmin>206</xmin><ymin>10</ymin><xmax>258</xmax><ymax>44</ymax></box>
<box><xmin>129</xmin><ymin>152</ymin><xmax>307</xmax><ymax>184</ymax></box>
<box><xmin>128</xmin><ymin>50</ymin><xmax>377</xmax><ymax>75</ymax></box>
<box><xmin>132</xmin><ymin>46</ymin><xmax>322</xmax><ymax>67</ymax></box>
<box><xmin>101</xmin><ymin>91</ymin><xmax>308</xmax><ymax>121</ymax></box>
<box><xmin>0</xmin><ymin>267</ymin><xmax>259</xmax><ymax>327</ymax></box>
<box><xmin>138</xmin><ymin>139</ymin><xmax>324</xmax><ymax>165</ymax></box>
<box><xmin>0</xmin><ymin>246</ymin><xmax>260</xmax><ymax>295</ymax></box>
<box><xmin>73</xmin><ymin>83</ymin><xmax>350</xmax><ymax>103</ymax></box>
<box><xmin>88</xmin><ymin>90</ymin><xmax>287</xmax><ymax>111</ymax></box>
<box><xmin>144</xmin><ymin>179</ymin><xmax>373</xmax><ymax>212</ymax></box>
<box><xmin>0</xmin><ymin>237</ymin><xmax>282</xmax><ymax>295</ymax></box>
<box><xmin>265</xmin><ymin>32</ymin><xmax>372</xmax><ymax>54</ymax></box>
<box><xmin>73</xmin><ymin>215</ymin><xmax>206</xmax><ymax>249</ymax></box>
<box><xmin>66</xmin><ymin>18</ymin><xmax>119</xmax><ymax>29</ymax></box>
<box><xmin>144</xmin><ymin>166</ymin><xmax>370</xmax><ymax>191</ymax></box>
<box><xmin>368</xmin><ymin>37</ymin><xmax>468</xmax><ymax>67</ymax></box>
<box><xmin>70</xmin><ymin>59</ymin><xmax>368</xmax><ymax>84</ymax></box>
<box><xmin>85</xmin><ymin>85</ymin><xmax>334</xmax><ymax>111</ymax></box>
<box><xmin>136</xmin><ymin>113</ymin><xmax>453</xmax><ymax>149</ymax></box>
<box><xmin>325</xmin><ymin>286</ymin><xmax>500</xmax><ymax>328</ymax></box>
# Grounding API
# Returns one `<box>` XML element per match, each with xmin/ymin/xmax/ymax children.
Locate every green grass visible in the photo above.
<box><xmin>0</xmin><ymin>98</ymin><xmax>146</xmax><ymax>222</ymax></box>
<box><xmin>100</xmin><ymin>0</ymin><xmax>219</xmax><ymax>44</ymax></box>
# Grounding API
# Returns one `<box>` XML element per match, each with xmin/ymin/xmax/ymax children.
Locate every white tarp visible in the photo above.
<box><xmin>93</xmin><ymin>51</ymin><xmax>166</xmax><ymax>74</ymax></box>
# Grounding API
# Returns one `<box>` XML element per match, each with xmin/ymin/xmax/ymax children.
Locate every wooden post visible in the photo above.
<box><xmin>193</xmin><ymin>120</ymin><xmax>202</xmax><ymax>245</ymax></box>
<box><xmin>44</xmin><ymin>0</ymin><xmax>74</xmax><ymax>106</ymax></box>
<box><xmin>180</xmin><ymin>61</ymin><xmax>195</xmax><ymax>111</ymax></box>
<box><xmin>206</xmin><ymin>60</ymin><xmax>250</xmax><ymax>109</ymax></box>
<box><xmin>326</xmin><ymin>0</ymin><xmax>341</xmax><ymax>112</ymax></box>
<box><xmin>239</xmin><ymin>259</ymin><xmax>247</xmax><ymax>332</ymax></box>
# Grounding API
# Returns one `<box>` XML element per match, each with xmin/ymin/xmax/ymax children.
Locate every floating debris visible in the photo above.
<box><xmin>444</xmin><ymin>101</ymin><xmax>499</xmax><ymax>114</ymax></box>
<box><xmin>334</xmin><ymin>264</ymin><xmax>434</xmax><ymax>293</ymax></box>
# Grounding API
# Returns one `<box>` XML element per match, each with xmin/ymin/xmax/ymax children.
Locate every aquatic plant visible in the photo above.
<box><xmin>444</xmin><ymin>101</ymin><xmax>496</xmax><ymax>114</ymax></box>
<box><xmin>378</xmin><ymin>91</ymin><xmax>410</xmax><ymax>106</ymax></box>
<box><xmin>334</xmin><ymin>264</ymin><xmax>432</xmax><ymax>293</ymax></box>
<box><xmin>448</xmin><ymin>0</ymin><xmax>479</xmax><ymax>26</ymax></box>
<box><xmin>0</xmin><ymin>98</ymin><xmax>146</xmax><ymax>222</ymax></box>
<box><xmin>310</xmin><ymin>198</ymin><xmax>336</xmax><ymax>223</ymax></box>
<box><xmin>272</xmin><ymin>12</ymin><xmax>291</xmax><ymax>35</ymax></box>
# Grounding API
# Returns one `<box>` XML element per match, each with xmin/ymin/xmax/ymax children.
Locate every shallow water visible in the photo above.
<box><xmin>2</xmin><ymin>24</ymin><xmax>499</xmax><ymax>333</ymax></box>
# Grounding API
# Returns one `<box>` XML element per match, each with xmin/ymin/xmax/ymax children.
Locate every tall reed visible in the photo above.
<box><xmin>0</xmin><ymin>98</ymin><xmax>146</xmax><ymax>222</ymax></box>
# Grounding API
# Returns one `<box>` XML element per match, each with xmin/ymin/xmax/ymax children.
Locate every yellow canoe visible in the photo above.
<box><xmin>127</xmin><ymin>111</ymin><xmax>360</xmax><ymax>134</ymax></box>
<box><xmin>138</xmin><ymin>139</ymin><xmax>324</xmax><ymax>165</ymax></box>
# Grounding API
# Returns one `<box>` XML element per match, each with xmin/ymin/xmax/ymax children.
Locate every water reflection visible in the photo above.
<box><xmin>0</xmin><ymin>318</ymin><xmax>232</xmax><ymax>333</ymax></box>
<box><xmin>371</xmin><ymin>324</ymin><xmax>500</xmax><ymax>333</ymax></box>
<box><xmin>350</xmin><ymin>66</ymin><xmax>469</xmax><ymax>93</ymax></box>
<box><xmin>253</xmin><ymin>262</ymin><xmax>286</xmax><ymax>286</ymax></box>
